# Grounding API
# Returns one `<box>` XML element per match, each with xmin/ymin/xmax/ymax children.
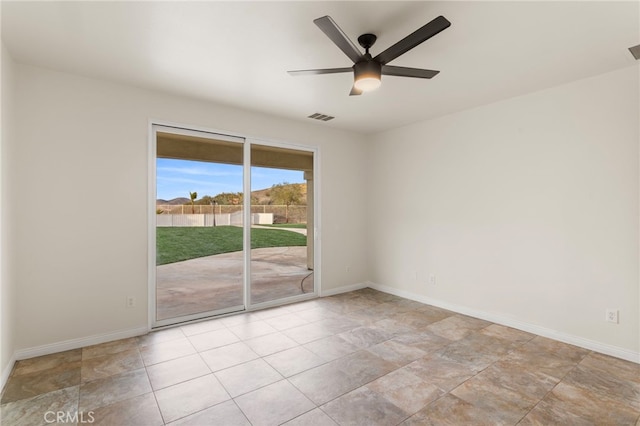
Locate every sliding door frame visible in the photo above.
<box><xmin>245</xmin><ymin>137</ymin><xmax>320</xmax><ymax>311</ymax></box>
<box><xmin>148</xmin><ymin>121</ymin><xmax>320</xmax><ymax>329</ymax></box>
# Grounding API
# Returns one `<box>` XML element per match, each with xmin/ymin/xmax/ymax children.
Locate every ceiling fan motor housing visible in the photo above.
<box><xmin>354</xmin><ymin>59</ymin><xmax>382</xmax><ymax>82</ymax></box>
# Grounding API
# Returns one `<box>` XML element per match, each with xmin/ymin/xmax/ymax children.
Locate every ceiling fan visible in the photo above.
<box><xmin>288</xmin><ymin>15</ymin><xmax>451</xmax><ymax>96</ymax></box>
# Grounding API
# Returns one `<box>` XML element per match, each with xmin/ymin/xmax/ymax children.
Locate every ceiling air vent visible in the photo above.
<box><xmin>308</xmin><ymin>113</ymin><xmax>335</xmax><ymax>122</ymax></box>
<box><xmin>629</xmin><ymin>44</ymin><xmax>640</xmax><ymax>60</ymax></box>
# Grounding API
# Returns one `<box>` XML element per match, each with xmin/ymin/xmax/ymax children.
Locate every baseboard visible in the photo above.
<box><xmin>320</xmin><ymin>282</ymin><xmax>368</xmax><ymax>297</ymax></box>
<box><xmin>1</xmin><ymin>353</ymin><xmax>16</xmax><ymax>393</ymax></box>
<box><xmin>366</xmin><ymin>281</ymin><xmax>640</xmax><ymax>364</ymax></box>
<box><xmin>13</xmin><ymin>326</ymin><xmax>150</xmax><ymax>361</ymax></box>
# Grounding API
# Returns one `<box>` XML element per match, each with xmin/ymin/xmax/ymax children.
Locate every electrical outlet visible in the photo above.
<box><xmin>429</xmin><ymin>274</ymin><xmax>436</xmax><ymax>285</ymax></box>
<box><xmin>126</xmin><ymin>296</ymin><xmax>136</xmax><ymax>309</ymax></box>
<box><xmin>606</xmin><ymin>309</ymin><xmax>618</xmax><ymax>324</ymax></box>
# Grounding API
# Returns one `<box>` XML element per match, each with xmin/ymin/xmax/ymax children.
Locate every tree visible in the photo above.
<box><xmin>189</xmin><ymin>191</ymin><xmax>197</xmax><ymax>214</ymax></box>
<box><xmin>270</xmin><ymin>182</ymin><xmax>303</xmax><ymax>223</ymax></box>
<box><xmin>213</xmin><ymin>192</ymin><xmax>243</xmax><ymax>205</ymax></box>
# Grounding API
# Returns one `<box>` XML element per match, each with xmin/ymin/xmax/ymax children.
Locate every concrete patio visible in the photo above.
<box><xmin>156</xmin><ymin>246</ymin><xmax>313</xmax><ymax>321</ymax></box>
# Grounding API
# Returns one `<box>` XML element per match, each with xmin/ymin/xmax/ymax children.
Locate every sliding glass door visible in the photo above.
<box><xmin>250</xmin><ymin>143</ymin><xmax>314</xmax><ymax>306</ymax></box>
<box><xmin>153</xmin><ymin>126</ymin><xmax>246</xmax><ymax>326</ymax></box>
<box><xmin>151</xmin><ymin>126</ymin><xmax>316</xmax><ymax>327</ymax></box>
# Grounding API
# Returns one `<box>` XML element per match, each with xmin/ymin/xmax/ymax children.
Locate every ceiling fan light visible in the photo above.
<box><xmin>354</xmin><ymin>61</ymin><xmax>382</xmax><ymax>92</ymax></box>
<box><xmin>354</xmin><ymin>76</ymin><xmax>381</xmax><ymax>91</ymax></box>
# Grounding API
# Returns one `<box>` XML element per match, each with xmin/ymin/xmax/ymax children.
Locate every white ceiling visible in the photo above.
<box><xmin>2</xmin><ymin>1</ymin><xmax>639</xmax><ymax>134</ymax></box>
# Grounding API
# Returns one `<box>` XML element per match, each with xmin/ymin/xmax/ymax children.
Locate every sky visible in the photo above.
<box><xmin>156</xmin><ymin>158</ymin><xmax>305</xmax><ymax>201</ymax></box>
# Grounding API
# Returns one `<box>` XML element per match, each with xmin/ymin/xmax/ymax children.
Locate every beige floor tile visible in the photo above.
<box><xmin>0</xmin><ymin>386</ymin><xmax>79</xmax><ymax>426</ymax></box>
<box><xmin>220</xmin><ymin>311</ymin><xmax>263</xmax><ymax>327</ymax></box>
<box><xmin>187</xmin><ymin>328</ymin><xmax>240</xmax><ymax>352</ymax></box>
<box><xmin>12</xmin><ymin>349</ymin><xmax>82</xmax><ymax>376</ymax></box>
<box><xmin>264</xmin><ymin>312</ymin><xmax>310</xmax><ymax>331</ymax></box>
<box><xmin>227</xmin><ymin>321</ymin><xmax>278</xmax><ymax>341</ymax></box>
<box><xmin>264</xmin><ymin>346</ymin><xmax>326</xmax><ymax>377</ymax></box>
<box><xmin>426</xmin><ymin>315</ymin><xmax>490</xmax><ymax>341</ymax></box>
<box><xmin>321</xmin><ymin>387</ymin><xmax>408</xmax><ymax>426</ymax></box>
<box><xmin>288</xmin><ymin>361</ymin><xmax>362</xmax><ymax>405</ymax></box>
<box><xmin>370</xmin><ymin>318</ymin><xmax>415</xmax><ymax>336</ymax></box>
<box><xmin>82</xmin><ymin>338</ymin><xmax>139</xmax><ymax>360</ymax></box>
<box><xmin>562</xmin><ymin>363</ymin><xmax>640</xmax><ymax>411</ymax></box>
<box><xmin>405</xmin><ymin>353</ymin><xmax>478</xmax><ymax>392</ymax></box>
<box><xmin>473</xmin><ymin>361</ymin><xmax>559</xmax><ymax>401</ymax></box>
<box><xmin>579</xmin><ymin>351</ymin><xmax>640</xmax><ymax>384</ymax></box>
<box><xmin>501</xmin><ymin>346</ymin><xmax>581</xmax><ymax>380</ymax></box>
<box><xmin>303</xmin><ymin>335</ymin><xmax>360</xmax><ymax>361</ymax></box>
<box><xmin>388</xmin><ymin>310</ymin><xmax>449</xmax><ymax>330</ymax></box>
<box><xmin>316</xmin><ymin>317</ymin><xmax>362</xmax><ymax>335</ymax></box>
<box><xmin>337</xmin><ymin>326</ymin><xmax>393</xmax><ymax>349</ymax></box>
<box><xmin>282</xmin><ymin>408</ymin><xmax>338</xmax><ymax>425</ymax></box>
<box><xmin>333</xmin><ymin>350</ymin><xmax>397</xmax><ymax>386</ymax></box>
<box><xmin>391</xmin><ymin>329</ymin><xmax>453</xmax><ymax>354</ymax></box>
<box><xmin>401</xmin><ymin>394</ymin><xmax>508</xmax><ymax>425</ymax></box>
<box><xmin>437</xmin><ymin>333</ymin><xmax>512</xmax><ymax>371</ymax></box>
<box><xmin>79</xmin><ymin>368</ymin><xmax>151</xmax><ymax>412</ymax></box>
<box><xmin>366</xmin><ymin>340</ymin><xmax>427</xmax><ymax>367</ymax></box>
<box><xmin>293</xmin><ymin>307</ymin><xmax>337</xmax><ymax>322</ymax></box>
<box><xmin>89</xmin><ymin>392</ymin><xmax>163</xmax><ymax>426</ymax></box>
<box><xmin>167</xmin><ymin>400</ymin><xmax>250</xmax><ymax>426</ymax></box>
<box><xmin>524</xmin><ymin>336</ymin><xmax>590</xmax><ymax>363</ymax></box>
<box><xmin>4</xmin><ymin>289</ymin><xmax>638</xmax><ymax>426</ymax></box>
<box><xmin>81</xmin><ymin>348</ymin><xmax>143</xmax><ymax>383</ymax></box>
<box><xmin>139</xmin><ymin>337</ymin><xmax>197</xmax><ymax>366</ymax></box>
<box><xmin>146</xmin><ymin>353</ymin><xmax>211</xmax><ymax>390</ymax></box>
<box><xmin>200</xmin><ymin>342</ymin><xmax>260</xmax><ymax>372</ymax></box>
<box><xmin>451</xmin><ymin>373</ymin><xmax>539</xmax><ymax>424</ymax></box>
<box><xmin>1</xmin><ymin>362</ymin><xmax>81</xmax><ymax>404</ymax></box>
<box><xmin>521</xmin><ymin>381</ymin><xmax>639</xmax><ymax>425</ymax></box>
<box><xmin>235</xmin><ymin>379</ymin><xmax>315</xmax><ymax>426</ymax></box>
<box><xmin>367</xmin><ymin>368</ymin><xmax>443</xmax><ymax>415</ymax></box>
<box><xmin>137</xmin><ymin>327</ymin><xmax>186</xmax><ymax>347</ymax></box>
<box><xmin>244</xmin><ymin>331</ymin><xmax>298</xmax><ymax>356</ymax></box>
<box><xmin>251</xmin><ymin>305</ymin><xmax>295</xmax><ymax>320</ymax></box>
<box><xmin>179</xmin><ymin>318</ymin><xmax>227</xmax><ymax>336</ymax></box>
<box><xmin>155</xmin><ymin>374</ymin><xmax>230</xmax><ymax>423</ymax></box>
<box><xmin>414</xmin><ymin>304</ymin><xmax>456</xmax><ymax>321</ymax></box>
<box><xmin>479</xmin><ymin>323</ymin><xmax>534</xmax><ymax>344</ymax></box>
<box><xmin>283</xmin><ymin>322</ymin><xmax>335</xmax><ymax>345</ymax></box>
<box><xmin>214</xmin><ymin>359</ymin><xmax>282</xmax><ymax>397</ymax></box>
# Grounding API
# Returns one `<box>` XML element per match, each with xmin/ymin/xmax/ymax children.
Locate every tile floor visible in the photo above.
<box><xmin>1</xmin><ymin>289</ymin><xmax>639</xmax><ymax>425</ymax></box>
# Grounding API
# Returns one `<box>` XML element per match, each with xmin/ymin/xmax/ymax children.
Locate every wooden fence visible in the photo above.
<box><xmin>156</xmin><ymin>205</ymin><xmax>307</xmax><ymax>224</ymax></box>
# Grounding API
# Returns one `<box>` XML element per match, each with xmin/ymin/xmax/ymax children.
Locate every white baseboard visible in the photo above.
<box><xmin>366</xmin><ymin>281</ymin><xmax>640</xmax><ymax>364</ymax></box>
<box><xmin>13</xmin><ymin>326</ymin><xmax>149</xmax><ymax>361</ymax></box>
<box><xmin>320</xmin><ymin>282</ymin><xmax>368</xmax><ymax>297</ymax></box>
<box><xmin>1</xmin><ymin>353</ymin><xmax>16</xmax><ymax>393</ymax></box>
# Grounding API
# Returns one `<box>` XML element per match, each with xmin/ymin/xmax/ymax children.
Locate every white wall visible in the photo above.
<box><xmin>368</xmin><ymin>65</ymin><xmax>639</xmax><ymax>359</ymax></box>
<box><xmin>10</xmin><ymin>64</ymin><xmax>367</xmax><ymax>352</ymax></box>
<box><xmin>1</xmin><ymin>43</ymin><xmax>17</xmax><ymax>384</ymax></box>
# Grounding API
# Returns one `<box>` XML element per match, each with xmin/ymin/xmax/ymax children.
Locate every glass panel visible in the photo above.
<box><xmin>250</xmin><ymin>144</ymin><xmax>314</xmax><ymax>305</ymax></box>
<box><xmin>156</xmin><ymin>131</ymin><xmax>244</xmax><ymax>322</ymax></box>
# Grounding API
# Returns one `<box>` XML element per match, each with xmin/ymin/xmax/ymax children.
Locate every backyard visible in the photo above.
<box><xmin>156</xmin><ymin>225</ymin><xmax>307</xmax><ymax>265</ymax></box>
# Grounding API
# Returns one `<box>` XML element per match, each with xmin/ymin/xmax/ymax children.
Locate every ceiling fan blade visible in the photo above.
<box><xmin>373</xmin><ymin>15</ymin><xmax>451</xmax><ymax>65</ymax></box>
<box><xmin>288</xmin><ymin>67</ymin><xmax>353</xmax><ymax>76</ymax></box>
<box><xmin>349</xmin><ymin>86</ymin><xmax>363</xmax><ymax>96</ymax></box>
<box><xmin>382</xmin><ymin>65</ymin><xmax>440</xmax><ymax>79</ymax></box>
<box><xmin>314</xmin><ymin>16</ymin><xmax>363</xmax><ymax>63</ymax></box>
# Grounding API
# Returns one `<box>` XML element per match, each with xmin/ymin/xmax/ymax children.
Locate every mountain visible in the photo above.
<box><xmin>157</xmin><ymin>184</ymin><xmax>307</xmax><ymax>205</ymax></box>
<box><xmin>156</xmin><ymin>197</ymin><xmax>190</xmax><ymax>205</ymax></box>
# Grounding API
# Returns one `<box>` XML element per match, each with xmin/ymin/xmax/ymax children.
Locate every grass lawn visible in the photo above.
<box><xmin>260</xmin><ymin>223</ymin><xmax>307</xmax><ymax>229</ymax></box>
<box><xmin>156</xmin><ymin>226</ymin><xmax>306</xmax><ymax>265</ymax></box>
